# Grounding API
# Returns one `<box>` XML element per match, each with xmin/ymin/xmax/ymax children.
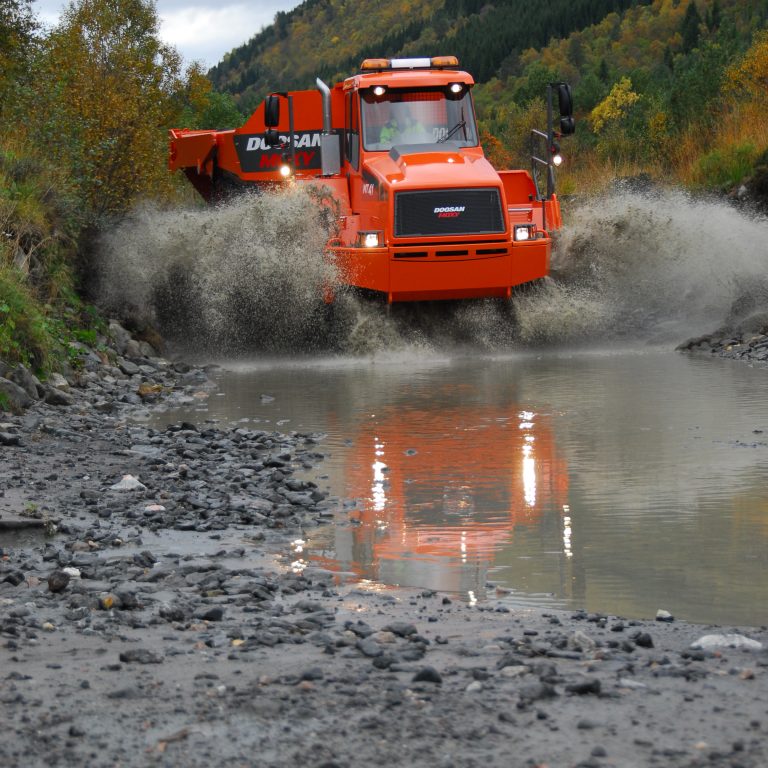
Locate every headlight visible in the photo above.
<box><xmin>357</xmin><ymin>231</ymin><xmax>383</xmax><ymax>248</ymax></box>
<box><xmin>514</xmin><ymin>225</ymin><xmax>532</xmax><ymax>241</ymax></box>
<box><xmin>279</xmin><ymin>164</ymin><xmax>292</xmax><ymax>178</ymax></box>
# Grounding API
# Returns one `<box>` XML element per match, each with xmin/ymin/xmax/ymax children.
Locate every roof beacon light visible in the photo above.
<box><xmin>360</xmin><ymin>56</ymin><xmax>460</xmax><ymax>72</ymax></box>
<box><xmin>391</xmin><ymin>58</ymin><xmax>431</xmax><ymax>69</ymax></box>
<box><xmin>360</xmin><ymin>58</ymin><xmax>390</xmax><ymax>71</ymax></box>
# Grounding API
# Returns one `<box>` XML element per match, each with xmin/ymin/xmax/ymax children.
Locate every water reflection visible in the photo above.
<box><xmin>306</xmin><ymin>377</ymin><xmax>571</xmax><ymax>600</ymax></box>
<box><xmin>153</xmin><ymin>351</ymin><xmax>768</xmax><ymax>625</ymax></box>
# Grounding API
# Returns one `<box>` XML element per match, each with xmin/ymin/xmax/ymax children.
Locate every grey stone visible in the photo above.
<box><xmin>117</xmin><ymin>358</ymin><xmax>140</xmax><ymax>376</ymax></box>
<box><xmin>108</xmin><ymin>321</ymin><xmax>132</xmax><ymax>355</ymax></box>
<box><xmin>690</xmin><ymin>634</ymin><xmax>763</xmax><ymax>651</ymax></box>
<box><xmin>48</xmin><ymin>570</ymin><xmax>71</xmax><ymax>593</ymax></box>
<box><xmin>383</xmin><ymin>621</ymin><xmax>418</xmax><ymax>637</ymax></box>
<box><xmin>43</xmin><ymin>385</ymin><xmax>74</xmax><ymax>407</ymax></box>
<box><xmin>0</xmin><ymin>431</ymin><xmax>20</xmax><ymax>446</ymax></box>
<box><xmin>9</xmin><ymin>364</ymin><xmax>39</xmax><ymax>400</ymax></box>
<box><xmin>412</xmin><ymin>666</ymin><xmax>442</xmax><ymax>684</ymax></box>
<box><xmin>356</xmin><ymin>638</ymin><xmax>383</xmax><ymax>658</ymax></box>
<box><xmin>566</xmin><ymin>678</ymin><xmax>601</xmax><ymax>695</ymax></box>
<box><xmin>119</xmin><ymin>649</ymin><xmax>163</xmax><ymax>664</ymax></box>
<box><xmin>139</xmin><ymin>341</ymin><xmax>158</xmax><ymax>357</ymax></box>
<box><xmin>632</xmin><ymin>632</ymin><xmax>654</xmax><ymax>648</ymax></box>
<box><xmin>0</xmin><ymin>377</ymin><xmax>33</xmax><ymax>412</ymax></box>
<box><xmin>48</xmin><ymin>372</ymin><xmax>70</xmax><ymax>391</ymax></box>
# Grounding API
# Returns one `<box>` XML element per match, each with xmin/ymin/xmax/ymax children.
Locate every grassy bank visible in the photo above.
<box><xmin>0</xmin><ymin>0</ymin><xmax>242</xmax><ymax>383</ymax></box>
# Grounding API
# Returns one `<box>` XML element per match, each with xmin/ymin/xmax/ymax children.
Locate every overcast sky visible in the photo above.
<box><xmin>32</xmin><ymin>0</ymin><xmax>302</xmax><ymax>68</ymax></box>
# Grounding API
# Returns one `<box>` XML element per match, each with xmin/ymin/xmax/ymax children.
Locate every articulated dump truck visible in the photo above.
<box><xmin>169</xmin><ymin>56</ymin><xmax>574</xmax><ymax>303</ymax></box>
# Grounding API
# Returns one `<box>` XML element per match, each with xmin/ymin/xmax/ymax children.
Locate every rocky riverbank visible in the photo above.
<box><xmin>677</xmin><ymin>326</ymin><xmax>768</xmax><ymax>365</ymax></box>
<box><xmin>676</xmin><ymin>287</ymin><xmax>768</xmax><ymax>365</ymax></box>
<box><xmin>1</xmin><ymin>323</ymin><xmax>767</xmax><ymax>768</ymax></box>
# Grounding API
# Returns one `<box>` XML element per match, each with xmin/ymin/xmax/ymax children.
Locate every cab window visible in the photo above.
<box><xmin>346</xmin><ymin>92</ymin><xmax>360</xmax><ymax>169</ymax></box>
<box><xmin>361</xmin><ymin>87</ymin><xmax>478</xmax><ymax>151</ymax></box>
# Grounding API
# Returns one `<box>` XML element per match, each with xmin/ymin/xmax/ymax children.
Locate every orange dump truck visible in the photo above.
<box><xmin>169</xmin><ymin>56</ymin><xmax>573</xmax><ymax>303</ymax></box>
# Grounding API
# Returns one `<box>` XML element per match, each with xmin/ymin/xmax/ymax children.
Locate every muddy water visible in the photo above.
<box><xmin>153</xmin><ymin>349</ymin><xmax>768</xmax><ymax>626</ymax></box>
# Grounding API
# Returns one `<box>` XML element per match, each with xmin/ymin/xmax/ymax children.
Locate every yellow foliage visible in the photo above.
<box><xmin>184</xmin><ymin>63</ymin><xmax>214</xmax><ymax>117</ymax></box>
<box><xmin>725</xmin><ymin>30</ymin><xmax>768</xmax><ymax>101</ymax></box>
<box><xmin>647</xmin><ymin>110</ymin><xmax>669</xmax><ymax>146</ymax></box>
<box><xmin>590</xmin><ymin>76</ymin><xmax>640</xmax><ymax>133</ymax></box>
<box><xmin>18</xmin><ymin>0</ymin><xmax>191</xmax><ymax>220</ymax></box>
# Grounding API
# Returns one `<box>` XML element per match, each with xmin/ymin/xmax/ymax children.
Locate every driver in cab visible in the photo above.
<box><xmin>378</xmin><ymin>106</ymin><xmax>431</xmax><ymax>146</ymax></box>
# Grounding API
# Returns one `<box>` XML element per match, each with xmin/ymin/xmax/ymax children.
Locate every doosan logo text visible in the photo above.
<box><xmin>434</xmin><ymin>206</ymin><xmax>465</xmax><ymax>218</ymax></box>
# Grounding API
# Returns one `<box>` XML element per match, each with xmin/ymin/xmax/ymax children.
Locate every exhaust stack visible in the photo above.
<box><xmin>316</xmin><ymin>78</ymin><xmax>340</xmax><ymax>176</ymax></box>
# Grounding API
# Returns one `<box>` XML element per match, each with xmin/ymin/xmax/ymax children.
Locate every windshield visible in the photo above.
<box><xmin>361</xmin><ymin>87</ymin><xmax>478</xmax><ymax>151</ymax></box>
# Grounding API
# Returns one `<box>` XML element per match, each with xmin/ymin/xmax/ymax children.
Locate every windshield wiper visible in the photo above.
<box><xmin>439</xmin><ymin>105</ymin><xmax>467</xmax><ymax>144</ymax></box>
<box><xmin>438</xmin><ymin>119</ymin><xmax>467</xmax><ymax>143</ymax></box>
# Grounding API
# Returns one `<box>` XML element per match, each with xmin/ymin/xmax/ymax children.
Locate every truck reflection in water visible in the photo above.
<box><xmin>306</xmin><ymin>403</ymin><xmax>570</xmax><ymax>599</ymax></box>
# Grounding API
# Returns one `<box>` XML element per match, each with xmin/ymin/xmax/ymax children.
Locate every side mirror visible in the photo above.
<box><xmin>264</xmin><ymin>95</ymin><xmax>280</xmax><ymax>128</ymax></box>
<box><xmin>560</xmin><ymin>116</ymin><xmax>575</xmax><ymax>135</ymax></box>
<box><xmin>557</xmin><ymin>83</ymin><xmax>573</xmax><ymax>118</ymax></box>
<box><xmin>265</xmin><ymin>128</ymin><xmax>281</xmax><ymax>147</ymax></box>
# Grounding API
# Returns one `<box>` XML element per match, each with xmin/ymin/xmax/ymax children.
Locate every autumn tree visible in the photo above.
<box><xmin>590</xmin><ymin>77</ymin><xmax>641</xmax><ymax>133</ymax></box>
<box><xmin>0</xmin><ymin>0</ymin><xmax>37</xmax><ymax>110</ymax></box>
<box><xmin>175</xmin><ymin>63</ymin><xmax>245</xmax><ymax>130</ymax></box>
<box><xmin>724</xmin><ymin>29</ymin><xmax>768</xmax><ymax>102</ymax></box>
<box><xmin>19</xmin><ymin>0</ymin><xmax>189</xmax><ymax>222</ymax></box>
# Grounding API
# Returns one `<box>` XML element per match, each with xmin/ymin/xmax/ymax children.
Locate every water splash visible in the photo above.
<box><xmin>532</xmin><ymin>187</ymin><xmax>768</xmax><ymax>344</ymax></box>
<box><xmin>98</xmin><ymin>185</ymin><xmax>768</xmax><ymax>355</ymax></box>
<box><xmin>98</xmin><ymin>186</ymin><xmax>338</xmax><ymax>353</ymax></box>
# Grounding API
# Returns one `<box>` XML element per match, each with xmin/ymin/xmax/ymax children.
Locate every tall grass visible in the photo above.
<box><xmin>0</xmin><ymin>138</ymin><xmax>94</xmax><ymax>374</ymax></box>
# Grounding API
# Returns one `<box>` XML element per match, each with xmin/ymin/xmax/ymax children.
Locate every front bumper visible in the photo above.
<box><xmin>329</xmin><ymin>238</ymin><xmax>550</xmax><ymax>302</ymax></box>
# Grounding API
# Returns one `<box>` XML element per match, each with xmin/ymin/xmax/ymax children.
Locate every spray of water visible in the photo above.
<box><xmin>98</xmin><ymin>185</ymin><xmax>768</xmax><ymax>355</ymax></box>
<box><xmin>519</xmin><ymin>186</ymin><xmax>768</xmax><ymax>345</ymax></box>
<box><xmin>98</xmin><ymin>186</ymin><xmax>339</xmax><ymax>353</ymax></box>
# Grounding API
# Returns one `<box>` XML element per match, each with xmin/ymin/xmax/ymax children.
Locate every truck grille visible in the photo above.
<box><xmin>394</xmin><ymin>188</ymin><xmax>505</xmax><ymax>238</ymax></box>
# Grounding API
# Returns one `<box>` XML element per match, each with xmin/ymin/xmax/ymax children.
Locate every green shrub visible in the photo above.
<box><xmin>0</xmin><ymin>265</ymin><xmax>57</xmax><ymax>370</ymax></box>
<box><xmin>694</xmin><ymin>142</ymin><xmax>758</xmax><ymax>189</ymax></box>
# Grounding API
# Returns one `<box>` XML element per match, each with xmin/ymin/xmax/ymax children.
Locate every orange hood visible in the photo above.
<box><xmin>363</xmin><ymin>146</ymin><xmax>501</xmax><ymax>191</ymax></box>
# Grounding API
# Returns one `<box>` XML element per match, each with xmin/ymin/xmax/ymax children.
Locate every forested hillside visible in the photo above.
<box><xmin>209</xmin><ymin>0</ymin><xmax>649</xmax><ymax>110</ymax></box>
<box><xmin>472</xmin><ymin>0</ymin><xmax>768</xmax><ymax>189</ymax></box>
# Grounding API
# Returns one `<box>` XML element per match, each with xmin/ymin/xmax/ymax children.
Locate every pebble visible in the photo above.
<box><xmin>691</xmin><ymin>634</ymin><xmax>763</xmax><ymax>651</ymax></box>
<box><xmin>119</xmin><ymin>649</ymin><xmax>164</xmax><ymax>664</ymax></box>
<box><xmin>356</xmin><ymin>638</ymin><xmax>383</xmax><ymax>658</ymax></box>
<box><xmin>565</xmin><ymin>678</ymin><xmax>601</xmax><ymax>695</ymax></box>
<box><xmin>47</xmin><ymin>570</ymin><xmax>70</xmax><ymax>593</ymax></box>
<box><xmin>568</xmin><ymin>630</ymin><xmax>596</xmax><ymax>652</ymax></box>
<box><xmin>412</xmin><ymin>666</ymin><xmax>443</xmax><ymax>684</ymax></box>
<box><xmin>109</xmin><ymin>475</ymin><xmax>147</xmax><ymax>492</ymax></box>
<box><xmin>382</xmin><ymin>622</ymin><xmax>417</xmax><ymax>637</ymax></box>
